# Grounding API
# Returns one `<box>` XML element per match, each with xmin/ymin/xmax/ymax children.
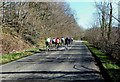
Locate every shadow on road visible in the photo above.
<box><xmin>15</xmin><ymin>54</ymin><xmax>95</xmax><ymax>64</ymax></box>
<box><xmin>1</xmin><ymin>70</ymin><xmax>101</xmax><ymax>74</ymax></box>
<box><xmin>1</xmin><ymin>70</ymin><xmax>103</xmax><ymax>82</ymax></box>
<box><xmin>1</xmin><ymin>42</ymin><xmax>105</xmax><ymax>82</ymax></box>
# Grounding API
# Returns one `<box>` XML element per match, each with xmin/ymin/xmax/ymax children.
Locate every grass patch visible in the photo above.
<box><xmin>83</xmin><ymin>41</ymin><xmax>120</xmax><ymax>82</ymax></box>
<box><xmin>1</xmin><ymin>52</ymin><xmax>32</xmax><ymax>64</ymax></box>
<box><xmin>0</xmin><ymin>47</ymin><xmax>46</xmax><ymax>65</ymax></box>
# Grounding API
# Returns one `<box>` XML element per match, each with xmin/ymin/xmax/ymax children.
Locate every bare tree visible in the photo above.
<box><xmin>84</xmin><ymin>1</ymin><xmax>120</xmax><ymax>61</ymax></box>
<box><xmin>1</xmin><ymin>2</ymin><xmax>82</xmax><ymax>54</ymax></box>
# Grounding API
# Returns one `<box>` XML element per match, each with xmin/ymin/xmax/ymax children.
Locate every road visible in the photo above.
<box><xmin>0</xmin><ymin>41</ymin><xmax>104</xmax><ymax>82</ymax></box>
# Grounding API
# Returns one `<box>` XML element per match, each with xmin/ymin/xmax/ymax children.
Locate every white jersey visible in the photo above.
<box><xmin>47</xmin><ymin>38</ymin><xmax>51</xmax><ymax>43</ymax></box>
<box><xmin>53</xmin><ymin>38</ymin><xmax>56</xmax><ymax>42</ymax></box>
<box><xmin>61</xmin><ymin>37</ymin><xmax>65</xmax><ymax>41</ymax></box>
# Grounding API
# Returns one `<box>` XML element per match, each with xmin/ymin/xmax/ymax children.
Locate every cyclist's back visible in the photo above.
<box><xmin>46</xmin><ymin>37</ymin><xmax>51</xmax><ymax>51</ymax></box>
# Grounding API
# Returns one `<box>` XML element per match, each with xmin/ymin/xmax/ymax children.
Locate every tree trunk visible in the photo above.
<box><xmin>107</xmin><ymin>2</ymin><xmax>112</xmax><ymax>40</ymax></box>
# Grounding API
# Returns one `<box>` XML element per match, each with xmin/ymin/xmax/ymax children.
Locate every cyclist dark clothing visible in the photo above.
<box><xmin>65</xmin><ymin>37</ymin><xmax>69</xmax><ymax>46</ymax></box>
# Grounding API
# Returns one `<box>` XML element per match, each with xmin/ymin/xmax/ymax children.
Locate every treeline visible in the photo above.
<box><xmin>83</xmin><ymin>2</ymin><xmax>120</xmax><ymax>62</ymax></box>
<box><xmin>1</xmin><ymin>2</ymin><xmax>82</xmax><ymax>54</ymax></box>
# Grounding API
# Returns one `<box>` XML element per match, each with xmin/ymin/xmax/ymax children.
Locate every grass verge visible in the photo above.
<box><xmin>0</xmin><ymin>48</ymin><xmax>46</xmax><ymax>65</ymax></box>
<box><xmin>83</xmin><ymin>41</ymin><xmax>120</xmax><ymax>82</ymax></box>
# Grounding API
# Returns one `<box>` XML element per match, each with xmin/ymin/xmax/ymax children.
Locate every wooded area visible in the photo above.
<box><xmin>0</xmin><ymin>2</ymin><xmax>82</xmax><ymax>54</ymax></box>
<box><xmin>0</xmin><ymin>2</ymin><xmax>120</xmax><ymax>82</ymax></box>
<box><xmin>83</xmin><ymin>2</ymin><xmax>120</xmax><ymax>62</ymax></box>
<box><xmin>0</xmin><ymin>1</ymin><xmax>120</xmax><ymax>63</ymax></box>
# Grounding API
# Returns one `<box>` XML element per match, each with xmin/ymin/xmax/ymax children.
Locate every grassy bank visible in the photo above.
<box><xmin>83</xmin><ymin>41</ymin><xmax>120</xmax><ymax>82</ymax></box>
<box><xmin>0</xmin><ymin>48</ymin><xmax>45</xmax><ymax>65</ymax></box>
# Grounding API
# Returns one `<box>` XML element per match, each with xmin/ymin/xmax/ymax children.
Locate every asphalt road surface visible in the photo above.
<box><xmin>0</xmin><ymin>41</ymin><xmax>104</xmax><ymax>82</ymax></box>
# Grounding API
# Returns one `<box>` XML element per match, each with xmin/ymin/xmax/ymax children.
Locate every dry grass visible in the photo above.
<box><xmin>1</xmin><ymin>26</ymin><xmax>33</xmax><ymax>54</ymax></box>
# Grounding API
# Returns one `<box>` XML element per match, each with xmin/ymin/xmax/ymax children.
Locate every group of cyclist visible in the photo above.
<box><xmin>45</xmin><ymin>37</ymin><xmax>73</xmax><ymax>51</ymax></box>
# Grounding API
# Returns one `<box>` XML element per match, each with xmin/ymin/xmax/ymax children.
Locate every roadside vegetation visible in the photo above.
<box><xmin>82</xmin><ymin>2</ymin><xmax>120</xmax><ymax>82</ymax></box>
<box><xmin>0</xmin><ymin>2</ymin><xmax>82</xmax><ymax>59</ymax></box>
<box><xmin>83</xmin><ymin>41</ymin><xmax>120</xmax><ymax>82</ymax></box>
<box><xmin>82</xmin><ymin>1</ymin><xmax>120</xmax><ymax>62</ymax></box>
<box><xmin>1</xmin><ymin>47</ymin><xmax>45</xmax><ymax>64</ymax></box>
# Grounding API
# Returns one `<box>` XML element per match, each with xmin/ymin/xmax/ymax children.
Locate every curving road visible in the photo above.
<box><xmin>0</xmin><ymin>41</ymin><xmax>104</xmax><ymax>82</ymax></box>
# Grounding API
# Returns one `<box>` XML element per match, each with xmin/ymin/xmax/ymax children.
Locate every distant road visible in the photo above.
<box><xmin>0</xmin><ymin>41</ymin><xmax>104</xmax><ymax>82</ymax></box>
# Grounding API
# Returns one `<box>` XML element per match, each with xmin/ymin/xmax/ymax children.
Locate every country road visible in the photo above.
<box><xmin>0</xmin><ymin>41</ymin><xmax>104</xmax><ymax>82</ymax></box>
